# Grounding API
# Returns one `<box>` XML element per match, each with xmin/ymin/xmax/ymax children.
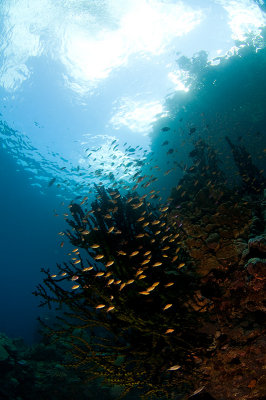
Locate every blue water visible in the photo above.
<box><xmin>0</xmin><ymin>0</ymin><xmax>265</xmax><ymax>346</ymax></box>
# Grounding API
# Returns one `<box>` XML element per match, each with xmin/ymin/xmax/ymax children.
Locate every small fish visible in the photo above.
<box><xmin>72</xmin><ymin>248</ymin><xmax>79</xmax><ymax>252</ymax></box>
<box><xmin>106</xmin><ymin>306</ymin><xmax>115</xmax><ymax>312</ymax></box>
<box><xmin>147</xmin><ymin>285</ymin><xmax>156</xmax><ymax>292</ymax></box>
<box><xmin>165</xmin><ymin>329</ymin><xmax>174</xmax><ymax>334</ymax></box>
<box><xmin>95</xmin><ymin>272</ymin><xmax>104</xmax><ymax>277</ymax></box>
<box><xmin>189</xmin><ymin>127</ymin><xmax>196</xmax><ymax>135</ymax></box>
<box><xmin>127</xmin><ymin>279</ymin><xmax>134</xmax><ymax>284</ymax></box>
<box><xmin>119</xmin><ymin>282</ymin><xmax>126</xmax><ymax>291</ymax></box>
<box><xmin>106</xmin><ymin>260</ymin><xmax>114</xmax><ymax>267</ymax></box>
<box><xmin>161</xmin><ymin>206</ymin><xmax>169</xmax><ymax>212</ymax></box>
<box><xmin>163</xmin><ymin>304</ymin><xmax>172</xmax><ymax>311</ymax></box>
<box><xmin>71</xmin><ymin>275</ymin><xmax>79</xmax><ymax>281</ymax></box>
<box><xmin>152</xmin><ymin>220</ymin><xmax>160</xmax><ymax>225</ymax></box>
<box><xmin>94</xmin><ymin>254</ymin><xmax>104</xmax><ymax>260</ymax></box>
<box><xmin>83</xmin><ymin>266</ymin><xmax>93</xmax><ymax>271</ymax></box>
<box><xmin>71</xmin><ymin>284</ymin><xmax>80</xmax><ymax>290</ymax></box>
<box><xmin>130</xmin><ymin>251</ymin><xmax>139</xmax><ymax>257</ymax></box>
<box><xmin>178</xmin><ymin>263</ymin><xmax>185</xmax><ymax>269</ymax></box>
<box><xmin>167</xmin><ymin>149</ymin><xmax>174</xmax><ymax>155</ymax></box>
<box><xmin>141</xmin><ymin>259</ymin><xmax>150</xmax><ymax>265</ymax></box>
<box><xmin>105</xmin><ymin>272</ymin><xmax>112</xmax><ymax>277</ymax></box>
<box><xmin>168</xmin><ymin>365</ymin><xmax>181</xmax><ymax>371</ymax></box>
<box><xmin>138</xmin><ymin>274</ymin><xmax>146</xmax><ymax>280</ymax></box>
<box><xmin>164</xmin><ymin>282</ymin><xmax>174</xmax><ymax>287</ymax></box>
<box><xmin>107</xmin><ymin>226</ymin><xmax>115</xmax><ymax>233</ymax></box>
<box><xmin>107</xmin><ymin>279</ymin><xmax>114</xmax><ymax>285</ymax></box>
<box><xmin>61</xmin><ymin>272</ymin><xmax>67</xmax><ymax>276</ymax></box>
<box><xmin>144</xmin><ymin>251</ymin><xmax>151</xmax><ymax>256</ymax></box>
<box><xmin>191</xmin><ymin>386</ymin><xmax>205</xmax><ymax>396</ymax></box>
<box><xmin>162</xmin><ymin>140</ymin><xmax>169</xmax><ymax>146</ymax></box>
<box><xmin>81</xmin><ymin>230</ymin><xmax>90</xmax><ymax>235</ymax></box>
<box><xmin>48</xmin><ymin>177</ymin><xmax>56</xmax><ymax>187</ymax></box>
<box><xmin>136</xmin><ymin>234</ymin><xmax>145</xmax><ymax>238</ymax></box>
<box><xmin>161</xmin><ymin>127</ymin><xmax>170</xmax><ymax>132</ymax></box>
<box><xmin>50</xmin><ymin>274</ymin><xmax>57</xmax><ymax>278</ymax></box>
<box><xmin>143</xmin><ymin>222</ymin><xmax>150</xmax><ymax>227</ymax></box>
<box><xmin>139</xmin><ymin>291</ymin><xmax>150</xmax><ymax>295</ymax></box>
<box><xmin>60</xmin><ymin>242</ymin><xmax>64</xmax><ymax>247</ymax></box>
<box><xmin>95</xmin><ymin>304</ymin><xmax>105</xmax><ymax>309</ymax></box>
<box><xmin>117</xmin><ymin>250</ymin><xmax>127</xmax><ymax>256</ymax></box>
<box><xmin>152</xmin><ymin>262</ymin><xmax>162</xmax><ymax>267</ymax></box>
<box><xmin>73</xmin><ymin>260</ymin><xmax>81</xmax><ymax>264</ymax></box>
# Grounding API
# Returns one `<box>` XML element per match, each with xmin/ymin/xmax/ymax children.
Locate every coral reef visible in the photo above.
<box><xmin>0</xmin><ymin>332</ymin><xmax>120</xmax><ymax>400</ymax></box>
<box><xmin>33</xmin><ymin>137</ymin><xmax>265</xmax><ymax>400</ymax></box>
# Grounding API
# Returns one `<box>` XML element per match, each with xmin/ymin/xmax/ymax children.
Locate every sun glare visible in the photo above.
<box><xmin>109</xmin><ymin>98</ymin><xmax>168</xmax><ymax>133</ymax></box>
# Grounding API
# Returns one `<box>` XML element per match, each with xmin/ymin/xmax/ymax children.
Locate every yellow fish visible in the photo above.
<box><xmin>95</xmin><ymin>304</ymin><xmax>105</xmax><ymax>309</ymax></box>
<box><xmin>178</xmin><ymin>263</ymin><xmax>185</xmax><ymax>269</ymax></box>
<box><xmin>117</xmin><ymin>251</ymin><xmax>127</xmax><ymax>256</ymax></box>
<box><xmin>163</xmin><ymin>304</ymin><xmax>173</xmax><ymax>311</ymax></box>
<box><xmin>165</xmin><ymin>329</ymin><xmax>174</xmax><ymax>334</ymax></box>
<box><xmin>144</xmin><ymin>251</ymin><xmax>151</xmax><ymax>256</ymax></box>
<box><xmin>94</xmin><ymin>255</ymin><xmax>104</xmax><ymax>260</ymax></box>
<box><xmin>161</xmin><ymin>206</ymin><xmax>169</xmax><ymax>212</ymax></box>
<box><xmin>138</xmin><ymin>274</ymin><xmax>146</xmax><ymax>280</ymax></box>
<box><xmin>95</xmin><ymin>272</ymin><xmax>104</xmax><ymax>277</ymax></box>
<box><xmin>164</xmin><ymin>282</ymin><xmax>174</xmax><ymax>287</ymax></box>
<box><xmin>73</xmin><ymin>260</ymin><xmax>81</xmax><ymax>264</ymax></box>
<box><xmin>152</xmin><ymin>262</ymin><xmax>162</xmax><ymax>267</ymax></box>
<box><xmin>139</xmin><ymin>291</ymin><xmax>150</xmax><ymax>295</ymax></box>
<box><xmin>136</xmin><ymin>234</ymin><xmax>145</xmax><ymax>238</ymax></box>
<box><xmin>141</xmin><ymin>259</ymin><xmax>150</xmax><ymax>265</ymax></box>
<box><xmin>127</xmin><ymin>279</ymin><xmax>134</xmax><ymax>284</ymax></box>
<box><xmin>83</xmin><ymin>266</ymin><xmax>93</xmax><ymax>271</ymax></box>
<box><xmin>147</xmin><ymin>285</ymin><xmax>156</xmax><ymax>292</ymax></box>
<box><xmin>107</xmin><ymin>226</ymin><xmax>115</xmax><ymax>233</ymax></box>
<box><xmin>81</xmin><ymin>230</ymin><xmax>90</xmax><ymax>235</ymax></box>
<box><xmin>168</xmin><ymin>365</ymin><xmax>181</xmax><ymax>371</ymax></box>
<box><xmin>107</xmin><ymin>279</ymin><xmax>114</xmax><ymax>285</ymax></box>
<box><xmin>130</xmin><ymin>251</ymin><xmax>139</xmax><ymax>257</ymax></box>
<box><xmin>106</xmin><ymin>306</ymin><xmax>115</xmax><ymax>312</ymax></box>
<box><xmin>91</xmin><ymin>244</ymin><xmax>100</xmax><ymax>249</ymax></box>
<box><xmin>106</xmin><ymin>260</ymin><xmax>114</xmax><ymax>267</ymax></box>
<box><xmin>71</xmin><ymin>284</ymin><xmax>80</xmax><ymax>290</ymax></box>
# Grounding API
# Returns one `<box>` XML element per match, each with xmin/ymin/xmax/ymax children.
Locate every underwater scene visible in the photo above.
<box><xmin>0</xmin><ymin>0</ymin><xmax>266</xmax><ymax>399</ymax></box>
